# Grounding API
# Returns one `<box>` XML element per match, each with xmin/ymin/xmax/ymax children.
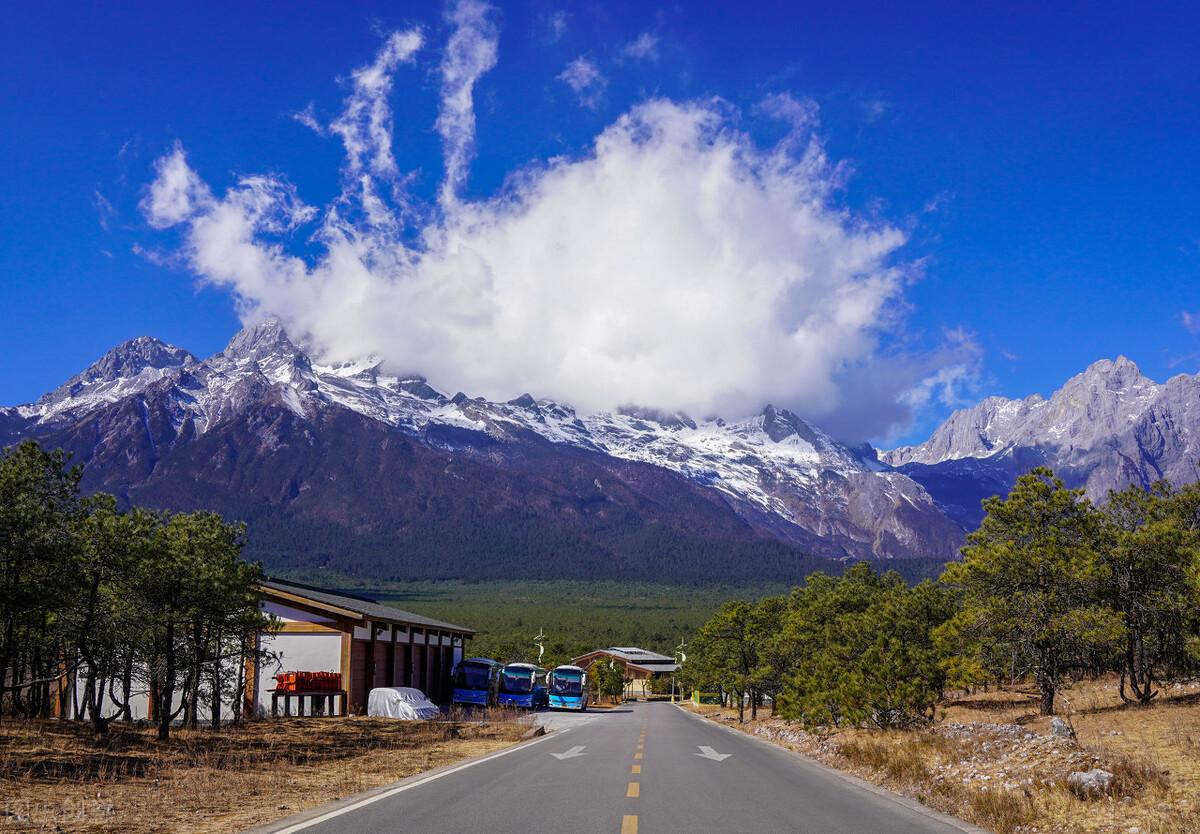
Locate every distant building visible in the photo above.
<box><xmin>570</xmin><ymin>647</ymin><xmax>679</xmax><ymax>698</ymax></box>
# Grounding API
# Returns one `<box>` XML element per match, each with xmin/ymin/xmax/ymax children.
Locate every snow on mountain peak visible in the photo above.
<box><xmin>223</xmin><ymin>318</ymin><xmax>306</xmax><ymax>364</ymax></box>
<box><xmin>5</xmin><ymin>325</ymin><xmax>967</xmax><ymax>561</ymax></box>
<box><xmin>881</xmin><ymin>356</ymin><xmax>1197</xmax><ymax>481</ymax></box>
<box><xmin>19</xmin><ymin>336</ymin><xmax>197</xmax><ymax>422</ymax></box>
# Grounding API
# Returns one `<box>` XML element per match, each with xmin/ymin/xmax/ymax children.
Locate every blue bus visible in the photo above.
<box><xmin>497</xmin><ymin>662</ymin><xmax>548</xmax><ymax>709</ymax></box>
<box><xmin>547</xmin><ymin>664</ymin><xmax>589</xmax><ymax>711</ymax></box>
<box><xmin>451</xmin><ymin>657</ymin><xmax>502</xmax><ymax>707</ymax></box>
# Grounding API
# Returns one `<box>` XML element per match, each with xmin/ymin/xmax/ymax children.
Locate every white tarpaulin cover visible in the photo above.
<box><xmin>366</xmin><ymin>687</ymin><xmax>441</xmax><ymax>720</ymax></box>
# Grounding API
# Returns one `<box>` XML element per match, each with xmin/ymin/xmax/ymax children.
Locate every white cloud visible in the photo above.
<box><xmin>558</xmin><ymin>57</ymin><xmax>605</xmax><ymax>109</ymax></box>
<box><xmin>436</xmin><ymin>0</ymin><xmax>498</xmax><ymax>207</ymax></box>
<box><xmin>546</xmin><ymin>11</ymin><xmax>567</xmax><ymax>43</ymax></box>
<box><xmin>143</xmin><ymin>8</ymin><xmax>966</xmax><ymax>439</ymax></box>
<box><xmin>859</xmin><ymin>97</ymin><xmax>889</xmax><ymax>124</ymax></box>
<box><xmin>292</xmin><ymin>102</ymin><xmax>324</xmax><ymax>135</ymax></box>
<box><xmin>1181</xmin><ymin>310</ymin><xmax>1200</xmax><ymax>335</ymax></box>
<box><xmin>619</xmin><ymin>32</ymin><xmax>659</xmax><ymax>63</ymax></box>
<box><xmin>141</xmin><ymin>144</ymin><xmax>213</xmax><ymax>228</ymax></box>
<box><xmin>328</xmin><ymin>29</ymin><xmax>423</xmax><ymax>192</ymax></box>
<box><xmin>93</xmin><ymin>190</ymin><xmax>116</xmax><ymax>232</ymax></box>
<box><xmin>759</xmin><ymin>92</ymin><xmax>819</xmax><ymax>132</ymax></box>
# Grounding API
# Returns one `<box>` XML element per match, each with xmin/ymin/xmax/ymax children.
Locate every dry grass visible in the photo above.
<box><xmin>963</xmin><ymin>785</ymin><xmax>1037</xmax><ymax>834</ymax></box>
<box><xmin>0</xmin><ymin>715</ymin><xmax>528</xmax><ymax>833</ymax></box>
<box><xmin>689</xmin><ymin>677</ymin><xmax>1200</xmax><ymax>833</ymax></box>
<box><xmin>840</xmin><ymin>736</ymin><xmax>931</xmax><ymax>783</ymax></box>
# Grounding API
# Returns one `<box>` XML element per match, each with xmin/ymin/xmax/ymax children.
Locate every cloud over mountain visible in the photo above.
<box><xmin>141</xmin><ymin>0</ymin><xmax>966</xmax><ymax>437</ymax></box>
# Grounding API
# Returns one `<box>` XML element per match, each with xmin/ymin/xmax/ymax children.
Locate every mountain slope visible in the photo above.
<box><xmin>0</xmin><ymin>321</ymin><xmax>963</xmax><ymax>582</ymax></box>
<box><xmin>883</xmin><ymin>357</ymin><xmax>1200</xmax><ymax>525</ymax></box>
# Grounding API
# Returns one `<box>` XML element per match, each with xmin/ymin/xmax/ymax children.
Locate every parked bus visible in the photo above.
<box><xmin>547</xmin><ymin>664</ymin><xmax>588</xmax><ymax>711</ymax></box>
<box><xmin>451</xmin><ymin>657</ymin><xmax>502</xmax><ymax>707</ymax></box>
<box><xmin>497</xmin><ymin>662</ymin><xmax>548</xmax><ymax>709</ymax></box>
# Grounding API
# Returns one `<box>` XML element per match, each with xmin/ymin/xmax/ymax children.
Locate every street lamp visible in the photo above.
<box><xmin>672</xmin><ymin>639</ymin><xmax>687</xmax><ymax>704</ymax></box>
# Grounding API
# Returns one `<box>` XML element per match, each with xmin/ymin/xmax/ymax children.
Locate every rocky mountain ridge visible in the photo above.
<box><xmin>883</xmin><ymin>356</ymin><xmax>1200</xmax><ymax>525</ymax></box>
<box><xmin>1</xmin><ymin>321</ymin><xmax>962</xmax><ymax>575</ymax></box>
<box><xmin>6</xmin><ymin>323</ymin><xmax>1196</xmax><ymax>578</ymax></box>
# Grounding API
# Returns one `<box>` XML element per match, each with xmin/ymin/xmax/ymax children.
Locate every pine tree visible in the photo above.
<box><xmin>943</xmin><ymin>468</ymin><xmax>1122</xmax><ymax>716</ymax></box>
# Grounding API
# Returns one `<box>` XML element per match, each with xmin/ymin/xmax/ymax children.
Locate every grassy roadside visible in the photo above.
<box><xmin>0</xmin><ymin>716</ymin><xmax>528</xmax><ymax>833</ymax></box>
<box><xmin>686</xmin><ymin>677</ymin><xmax>1200</xmax><ymax>834</ymax></box>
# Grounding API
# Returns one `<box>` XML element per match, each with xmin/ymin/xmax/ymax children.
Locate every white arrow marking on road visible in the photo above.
<box><xmin>695</xmin><ymin>745</ymin><xmax>731</xmax><ymax>762</ymax></box>
<box><xmin>551</xmin><ymin>745</ymin><xmax>587</xmax><ymax>760</ymax></box>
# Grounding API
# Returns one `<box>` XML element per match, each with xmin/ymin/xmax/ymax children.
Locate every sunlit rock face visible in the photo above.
<box><xmin>883</xmin><ymin>357</ymin><xmax>1200</xmax><ymax>525</ymax></box>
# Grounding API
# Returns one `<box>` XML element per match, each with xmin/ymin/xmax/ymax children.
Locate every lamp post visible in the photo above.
<box><xmin>673</xmin><ymin>639</ymin><xmax>687</xmax><ymax>704</ymax></box>
<box><xmin>533</xmin><ymin>628</ymin><xmax>546</xmax><ymax>664</ymax></box>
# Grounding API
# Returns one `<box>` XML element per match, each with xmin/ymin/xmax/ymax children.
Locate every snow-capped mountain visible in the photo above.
<box><xmin>883</xmin><ymin>356</ymin><xmax>1200</xmax><ymax>525</ymax></box>
<box><xmin>1</xmin><ymin>321</ymin><xmax>962</xmax><ymax>578</ymax></box>
<box><xmin>18</xmin><ymin>336</ymin><xmax>198</xmax><ymax>424</ymax></box>
<box><xmin>8</xmin><ymin>324</ymin><xmax>1195</xmax><ymax>581</ymax></box>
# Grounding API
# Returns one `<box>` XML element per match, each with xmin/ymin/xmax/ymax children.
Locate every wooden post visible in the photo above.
<box><xmin>434</xmin><ymin>633</ymin><xmax>448</xmax><ymax>705</ymax></box>
<box><xmin>243</xmin><ymin>635</ymin><xmax>258</xmax><ymax>720</ymax></box>
<box><xmin>414</xmin><ymin>631</ymin><xmax>424</xmax><ymax>695</ymax></box>
<box><xmin>385</xmin><ymin>625</ymin><xmax>396</xmax><ymax>685</ymax></box>
<box><xmin>51</xmin><ymin>654</ymin><xmax>69</xmax><ymax>719</ymax></box>
<box><xmin>339</xmin><ymin>629</ymin><xmax>352</xmax><ymax>714</ymax></box>
<box><xmin>439</xmin><ymin>632</ymin><xmax>452</xmax><ymax>704</ymax></box>
<box><xmin>364</xmin><ymin>622</ymin><xmax>377</xmax><ymax>709</ymax></box>
<box><xmin>405</xmin><ymin>628</ymin><xmax>415</xmax><ymax>686</ymax></box>
<box><xmin>425</xmin><ymin>631</ymin><xmax>436</xmax><ymax>700</ymax></box>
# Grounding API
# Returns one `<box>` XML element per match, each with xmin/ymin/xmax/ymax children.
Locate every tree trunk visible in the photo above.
<box><xmin>158</xmin><ymin>623</ymin><xmax>174</xmax><ymax>741</ymax></box>
<box><xmin>185</xmin><ymin>629</ymin><xmax>202</xmax><ymax>730</ymax></box>
<box><xmin>210</xmin><ymin>635</ymin><xmax>222</xmax><ymax>731</ymax></box>
<box><xmin>89</xmin><ymin>682</ymin><xmax>112</xmax><ymax>738</ymax></box>
<box><xmin>118</xmin><ymin>653</ymin><xmax>134</xmax><ymax>721</ymax></box>
<box><xmin>1038</xmin><ymin>676</ymin><xmax>1055</xmax><ymax>716</ymax></box>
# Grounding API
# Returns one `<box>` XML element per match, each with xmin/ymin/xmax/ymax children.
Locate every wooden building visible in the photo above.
<box><xmin>255</xmin><ymin>579</ymin><xmax>475</xmax><ymax>715</ymax></box>
<box><xmin>570</xmin><ymin>647</ymin><xmax>679</xmax><ymax>698</ymax></box>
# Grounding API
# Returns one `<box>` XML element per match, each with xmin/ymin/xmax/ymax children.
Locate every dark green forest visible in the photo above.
<box><xmin>281</xmin><ymin>554</ymin><xmax>952</xmax><ymax>666</ymax></box>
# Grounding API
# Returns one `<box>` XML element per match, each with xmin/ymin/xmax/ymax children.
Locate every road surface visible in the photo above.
<box><xmin>256</xmin><ymin>702</ymin><xmax>981</xmax><ymax>834</ymax></box>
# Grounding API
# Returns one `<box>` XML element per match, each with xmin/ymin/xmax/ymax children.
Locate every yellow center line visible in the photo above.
<box><xmin>634</xmin><ymin>751</ymin><xmax>643</xmax><ymax>760</ymax></box>
<box><xmin>621</xmin><ymin>815</ymin><xmax>638</xmax><ymax>834</ymax></box>
<box><xmin>631</xmin><ymin>764</ymin><xmax>641</xmax><ymax>774</ymax></box>
<box><xmin>627</xmin><ymin>781</ymin><xmax>640</xmax><ymax>798</ymax></box>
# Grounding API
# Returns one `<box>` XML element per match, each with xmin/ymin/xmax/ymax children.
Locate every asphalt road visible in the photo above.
<box><xmin>257</xmin><ymin>702</ymin><xmax>981</xmax><ymax>834</ymax></box>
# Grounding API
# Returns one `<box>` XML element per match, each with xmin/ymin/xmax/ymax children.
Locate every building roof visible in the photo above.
<box><xmin>259</xmin><ymin>577</ymin><xmax>475</xmax><ymax>635</ymax></box>
<box><xmin>571</xmin><ymin>646</ymin><xmax>679</xmax><ymax>673</ymax></box>
<box><xmin>607</xmin><ymin>647</ymin><xmax>676</xmax><ymax>663</ymax></box>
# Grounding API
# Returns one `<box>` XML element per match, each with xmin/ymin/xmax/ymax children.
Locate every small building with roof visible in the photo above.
<box><xmin>570</xmin><ymin>647</ymin><xmax>680</xmax><ymax>698</ymax></box>
<box><xmin>255</xmin><ymin>578</ymin><xmax>475</xmax><ymax>715</ymax></box>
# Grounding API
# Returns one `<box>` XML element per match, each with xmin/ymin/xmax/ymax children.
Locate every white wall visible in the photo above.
<box><xmin>255</xmin><ymin>632</ymin><xmax>342</xmax><ymax>714</ymax></box>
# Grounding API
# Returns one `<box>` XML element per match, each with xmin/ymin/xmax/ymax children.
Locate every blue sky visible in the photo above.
<box><xmin>1</xmin><ymin>1</ymin><xmax>1197</xmax><ymax>444</ymax></box>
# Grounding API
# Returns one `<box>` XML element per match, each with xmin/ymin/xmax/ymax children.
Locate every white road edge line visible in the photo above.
<box><xmin>673</xmin><ymin>705</ymin><xmax>988</xmax><ymax>834</ymax></box>
<box><xmin>267</xmin><ymin>728</ymin><xmax>563</xmax><ymax>834</ymax></box>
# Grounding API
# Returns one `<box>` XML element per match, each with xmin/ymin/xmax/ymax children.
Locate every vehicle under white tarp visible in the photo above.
<box><xmin>366</xmin><ymin>687</ymin><xmax>441</xmax><ymax>720</ymax></box>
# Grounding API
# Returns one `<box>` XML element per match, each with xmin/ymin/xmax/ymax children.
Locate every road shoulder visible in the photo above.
<box><xmin>674</xmin><ymin>705</ymin><xmax>988</xmax><ymax>834</ymax></box>
<box><xmin>244</xmin><ymin>726</ymin><xmax>561</xmax><ymax>834</ymax></box>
